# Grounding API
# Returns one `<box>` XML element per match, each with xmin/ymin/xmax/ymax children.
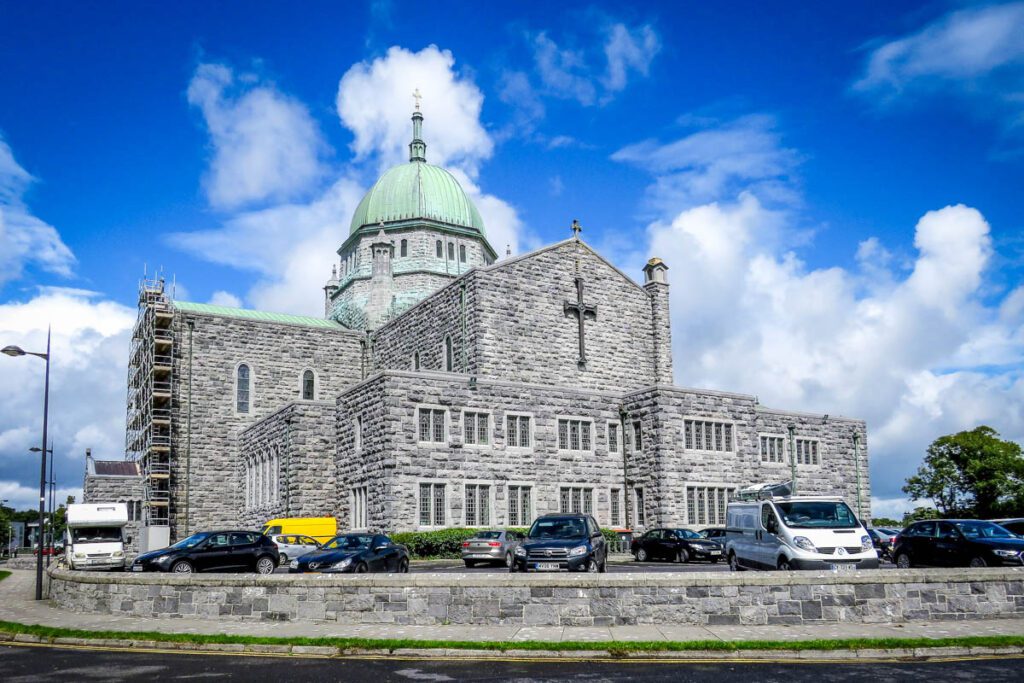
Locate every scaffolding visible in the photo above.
<box><xmin>126</xmin><ymin>275</ymin><xmax>175</xmax><ymax>529</ymax></box>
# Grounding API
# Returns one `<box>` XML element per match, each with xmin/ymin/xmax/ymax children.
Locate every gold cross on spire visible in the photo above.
<box><xmin>412</xmin><ymin>88</ymin><xmax>422</xmax><ymax>111</ymax></box>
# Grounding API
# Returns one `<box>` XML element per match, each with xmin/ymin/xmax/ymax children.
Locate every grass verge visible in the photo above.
<box><xmin>0</xmin><ymin>619</ymin><xmax>1022</xmax><ymax>654</ymax></box>
<box><xmin>0</xmin><ymin>571</ymin><xmax>10</xmax><ymax>583</ymax></box>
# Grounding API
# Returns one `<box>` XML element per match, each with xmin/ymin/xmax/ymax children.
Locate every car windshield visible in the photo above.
<box><xmin>170</xmin><ymin>533</ymin><xmax>209</xmax><ymax>549</ymax></box>
<box><xmin>472</xmin><ymin>531</ymin><xmax>502</xmax><ymax>540</ymax></box>
<box><xmin>674</xmin><ymin>529</ymin><xmax>701</xmax><ymax>539</ymax></box>
<box><xmin>954</xmin><ymin>521</ymin><xmax>1016</xmax><ymax>539</ymax></box>
<box><xmin>70</xmin><ymin>527</ymin><xmax>121</xmax><ymax>543</ymax></box>
<box><xmin>529</xmin><ymin>518</ymin><xmax>586</xmax><ymax>539</ymax></box>
<box><xmin>775</xmin><ymin>501</ymin><xmax>859</xmax><ymax>529</ymax></box>
<box><xmin>321</xmin><ymin>534</ymin><xmax>374</xmax><ymax>550</ymax></box>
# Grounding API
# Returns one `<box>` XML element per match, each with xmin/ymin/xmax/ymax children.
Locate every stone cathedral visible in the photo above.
<box><xmin>92</xmin><ymin>106</ymin><xmax>871</xmax><ymax>553</ymax></box>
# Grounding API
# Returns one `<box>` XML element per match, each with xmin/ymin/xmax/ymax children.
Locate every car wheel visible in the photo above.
<box><xmin>355</xmin><ymin>562</ymin><xmax>368</xmax><ymax>574</ymax></box>
<box><xmin>895</xmin><ymin>552</ymin><xmax>912</xmax><ymax>569</ymax></box>
<box><xmin>505</xmin><ymin>552</ymin><xmax>513</xmax><ymax>568</ymax></box>
<box><xmin>587</xmin><ymin>558</ymin><xmax>599</xmax><ymax>573</ymax></box>
<box><xmin>777</xmin><ymin>558</ymin><xmax>793</xmax><ymax>571</ymax></box>
<box><xmin>398</xmin><ymin>558</ymin><xmax>410</xmax><ymax>573</ymax></box>
<box><xmin>278</xmin><ymin>553</ymin><xmax>288</xmax><ymax>565</ymax></box>
<box><xmin>636</xmin><ymin>548</ymin><xmax>648</xmax><ymax>562</ymax></box>
<box><xmin>728</xmin><ymin>553</ymin><xmax>745</xmax><ymax>572</ymax></box>
<box><xmin>255</xmin><ymin>556</ymin><xmax>275</xmax><ymax>575</ymax></box>
<box><xmin>171</xmin><ymin>560</ymin><xmax>193</xmax><ymax>574</ymax></box>
<box><xmin>969</xmin><ymin>556</ymin><xmax>988</xmax><ymax>568</ymax></box>
<box><xmin>464</xmin><ymin>560</ymin><xmax>476</xmax><ymax>568</ymax></box>
<box><xmin>677</xmin><ymin>548</ymin><xmax>690</xmax><ymax>564</ymax></box>
<box><xmin>598</xmin><ymin>556</ymin><xmax>607</xmax><ymax>573</ymax></box>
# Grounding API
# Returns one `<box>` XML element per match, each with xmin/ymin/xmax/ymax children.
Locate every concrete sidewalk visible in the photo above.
<box><xmin>2</xmin><ymin>569</ymin><xmax>1023</xmax><ymax>644</ymax></box>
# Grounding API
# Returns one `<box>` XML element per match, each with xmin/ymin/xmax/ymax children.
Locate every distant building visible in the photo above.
<box><xmin>82</xmin><ymin>452</ymin><xmax>143</xmax><ymax>554</ymax></box>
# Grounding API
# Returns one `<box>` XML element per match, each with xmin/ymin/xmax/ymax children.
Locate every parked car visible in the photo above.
<box><xmin>867</xmin><ymin>527</ymin><xmax>899</xmax><ymax>561</ymax></box>
<box><xmin>510</xmin><ymin>513</ymin><xmax>607</xmax><ymax>573</ymax></box>
<box><xmin>130</xmin><ymin>530</ymin><xmax>278</xmax><ymax>574</ymax></box>
<box><xmin>893</xmin><ymin>520</ymin><xmax>1024</xmax><ymax>568</ymax></box>
<box><xmin>991</xmin><ymin>518</ymin><xmax>1024</xmax><ymax>537</ymax></box>
<box><xmin>289</xmin><ymin>533</ymin><xmax>409</xmax><ymax>573</ymax></box>
<box><xmin>698</xmin><ymin>527</ymin><xmax>727</xmax><ymax>541</ymax></box>
<box><xmin>462</xmin><ymin>530</ymin><xmax>524</xmax><ymax>568</ymax></box>
<box><xmin>270</xmin><ymin>534</ymin><xmax>321</xmax><ymax>565</ymax></box>
<box><xmin>631</xmin><ymin>528</ymin><xmax>723</xmax><ymax>563</ymax></box>
<box><xmin>725</xmin><ymin>491</ymin><xmax>878</xmax><ymax>571</ymax></box>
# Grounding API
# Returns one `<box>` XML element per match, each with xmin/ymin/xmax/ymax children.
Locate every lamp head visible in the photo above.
<box><xmin>2</xmin><ymin>345</ymin><xmax>26</xmax><ymax>357</ymax></box>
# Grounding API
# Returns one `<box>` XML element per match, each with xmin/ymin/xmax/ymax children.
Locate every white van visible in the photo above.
<box><xmin>725</xmin><ymin>484</ymin><xmax>878</xmax><ymax>571</ymax></box>
<box><xmin>65</xmin><ymin>503</ymin><xmax>129</xmax><ymax>570</ymax></box>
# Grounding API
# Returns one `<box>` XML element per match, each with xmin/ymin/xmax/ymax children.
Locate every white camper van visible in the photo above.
<box><xmin>725</xmin><ymin>482</ymin><xmax>878</xmax><ymax>571</ymax></box>
<box><xmin>65</xmin><ymin>503</ymin><xmax>129</xmax><ymax>570</ymax></box>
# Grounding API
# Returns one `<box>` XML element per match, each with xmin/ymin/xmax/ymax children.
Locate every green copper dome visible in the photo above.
<box><xmin>349</xmin><ymin>109</ymin><xmax>486</xmax><ymax>236</ymax></box>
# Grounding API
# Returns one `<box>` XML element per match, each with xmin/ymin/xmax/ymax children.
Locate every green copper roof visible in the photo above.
<box><xmin>349</xmin><ymin>161</ymin><xmax>485</xmax><ymax>236</ymax></box>
<box><xmin>174</xmin><ymin>301</ymin><xmax>345</xmax><ymax>329</ymax></box>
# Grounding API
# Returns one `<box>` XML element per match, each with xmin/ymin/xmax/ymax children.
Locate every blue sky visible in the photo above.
<box><xmin>1</xmin><ymin>1</ymin><xmax>1022</xmax><ymax>517</ymax></box>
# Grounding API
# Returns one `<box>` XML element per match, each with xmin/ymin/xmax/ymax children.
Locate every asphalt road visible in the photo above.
<box><xmin>1</xmin><ymin>645</ymin><xmax>1021</xmax><ymax>681</ymax></box>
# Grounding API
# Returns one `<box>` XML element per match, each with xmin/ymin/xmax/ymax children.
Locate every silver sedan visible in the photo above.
<box><xmin>271</xmin><ymin>534</ymin><xmax>321</xmax><ymax>565</ymax></box>
<box><xmin>461</xmin><ymin>530</ymin><xmax>523</xmax><ymax>568</ymax></box>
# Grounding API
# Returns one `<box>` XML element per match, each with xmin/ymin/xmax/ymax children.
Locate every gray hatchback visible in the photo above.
<box><xmin>271</xmin><ymin>534</ymin><xmax>321</xmax><ymax>565</ymax></box>
<box><xmin>461</xmin><ymin>530</ymin><xmax>523</xmax><ymax>568</ymax></box>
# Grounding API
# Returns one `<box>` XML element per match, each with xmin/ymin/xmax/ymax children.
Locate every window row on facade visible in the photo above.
<box><xmin>758</xmin><ymin>434</ymin><xmax>823</xmax><ymax>466</ymax></box>
<box><xmin>234</xmin><ymin>364</ymin><xmax>319</xmax><ymax>415</ymax></box>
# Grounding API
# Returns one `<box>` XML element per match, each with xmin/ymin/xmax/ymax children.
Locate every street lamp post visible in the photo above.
<box><xmin>3</xmin><ymin>327</ymin><xmax>52</xmax><ymax>600</ymax></box>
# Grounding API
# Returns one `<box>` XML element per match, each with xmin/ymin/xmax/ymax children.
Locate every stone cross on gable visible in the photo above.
<box><xmin>564</xmin><ymin>276</ymin><xmax>597</xmax><ymax>369</ymax></box>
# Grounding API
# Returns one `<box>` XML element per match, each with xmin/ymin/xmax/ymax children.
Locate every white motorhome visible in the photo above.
<box><xmin>725</xmin><ymin>482</ymin><xmax>878</xmax><ymax>571</ymax></box>
<box><xmin>65</xmin><ymin>503</ymin><xmax>129</xmax><ymax>570</ymax></box>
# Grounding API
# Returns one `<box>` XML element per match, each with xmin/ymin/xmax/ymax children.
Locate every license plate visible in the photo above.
<box><xmin>830</xmin><ymin>563</ymin><xmax>856</xmax><ymax>572</ymax></box>
<box><xmin>709</xmin><ymin>550</ymin><xmax>721</xmax><ymax>555</ymax></box>
<box><xmin>131</xmin><ymin>566</ymin><xmax>143</xmax><ymax>572</ymax></box>
<box><xmin>534</xmin><ymin>562</ymin><xmax>561</xmax><ymax>571</ymax></box>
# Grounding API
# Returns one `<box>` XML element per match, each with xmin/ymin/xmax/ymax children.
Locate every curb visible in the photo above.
<box><xmin>1</xmin><ymin>631</ymin><xmax>1022</xmax><ymax>661</ymax></box>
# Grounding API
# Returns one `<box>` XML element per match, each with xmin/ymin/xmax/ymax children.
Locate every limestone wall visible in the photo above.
<box><xmin>47</xmin><ymin>567</ymin><xmax>1024</xmax><ymax>626</ymax></box>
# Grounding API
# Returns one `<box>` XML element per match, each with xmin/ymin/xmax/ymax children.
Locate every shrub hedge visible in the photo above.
<box><xmin>389</xmin><ymin>526</ymin><xmax>626</xmax><ymax>559</ymax></box>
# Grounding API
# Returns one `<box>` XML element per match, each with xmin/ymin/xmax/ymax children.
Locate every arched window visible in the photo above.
<box><xmin>236</xmin><ymin>364</ymin><xmax>251</xmax><ymax>413</ymax></box>
<box><xmin>301</xmin><ymin>369</ymin><xmax>315</xmax><ymax>400</ymax></box>
<box><xmin>436</xmin><ymin>240</ymin><xmax>443</xmax><ymax>258</ymax></box>
<box><xmin>448</xmin><ymin>242</ymin><xmax>455</xmax><ymax>260</ymax></box>
<box><xmin>459</xmin><ymin>244</ymin><xmax>467</xmax><ymax>262</ymax></box>
<box><xmin>400</xmin><ymin>239</ymin><xmax>408</xmax><ymax>257</ymax></box>
<box><xmin>444</xmin><ymin>335</ymin><xmax>454</xmax><ymax>372</ymax></box>
<box><xmin>413</xmin><ymin>351</ymin><xmax>420</xmax><ymax>370</ymax></box>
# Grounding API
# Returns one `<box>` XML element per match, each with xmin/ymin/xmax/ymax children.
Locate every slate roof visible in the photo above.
<box><xmin>92</xmin><ymin>461</ymin><xmax>141</xmax><ymax>477</ymax></box>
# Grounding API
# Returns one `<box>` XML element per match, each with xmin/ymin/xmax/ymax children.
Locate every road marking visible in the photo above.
<box><xmin>2</xmin><ymin>641</ymin><xmax>1023</xmax><ymax>666</ymax></box>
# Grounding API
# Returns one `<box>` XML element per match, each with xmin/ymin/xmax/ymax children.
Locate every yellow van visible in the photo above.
<box><xmin>260</xmin><ymin>517</ymin><xmax>337</xmax><ymax>543</ymax></box>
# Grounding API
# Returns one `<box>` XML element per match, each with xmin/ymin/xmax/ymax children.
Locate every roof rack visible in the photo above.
<box><xmin>736</xmin><ymin>481</ymin><xmax>794</xmax><ymax>501</ymax></box>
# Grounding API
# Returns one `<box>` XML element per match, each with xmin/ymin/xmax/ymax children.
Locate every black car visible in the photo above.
<box><xmin>130</xmin><ymin>530</ymin><xmax>278</xmax><ymax>574</ymax></box>
<box><xmin>893</xmin><ymin>519</ymin><xmax>1024</xmax><ymax>568</ymax></box>
<box><xmin>289</xmin><ymin>533</ymin><xmax>409</xmax><ymax>573</ymax></box>
<box><xmin>510</xmin><ymin>513</ymin><xmax>607</xmax><ymax>573</ymax></box>
<box><xmin>631</xmin><ymin>528</ymin><xmax>723</xmax><ymax>563</ymax></box>
<box><xmin>991</xmin><ymin>518</ymin><xmax>1024</xmax><ymax>536</ymax></box>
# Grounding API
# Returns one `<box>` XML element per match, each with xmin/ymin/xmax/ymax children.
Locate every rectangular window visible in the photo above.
<box><xmin>795</xmin><ymin>439</ymin><xmax>820</xmax><ymax>465</ymax></box>
<box><xmin>759</xmin><ymin>435</ymin><xmax>785</xmax><ymax>463</ymax></box>
<box><xmin>463</xmin><ymin>411</ymin><xmax>489</xmax><ymax>445</ymax></box>
<box><xmin>608</xmin><ymin>422</ymin><xmax>619</xmax><ymax>453</ymax></box>
<box><xmin>557</xmin><ymin>418</ymin><xmax>594</xmax><ymax>451</ymax></box>
<box><xmin>354</xmin><ymin>417</ymin><xmax>362</xmax><ymax>451</ymax></box>
<box><xmin>610</xmin><ymin>488</ymin><xmax>621</xmax><ymax>526</ymax></box>
<box><xmin>506</xmin><ymin>414</ymin><xmax>531</xmax><ymax>448</ymax></box>
<box><xmin>634</xmin><ymin>487</ymin><xmax>645</xmax><ymax>526</ymax></box>
<box><xmin>559</xmin><ymin>486</ymin><xmax>594</xmax><ymax>514</ymax></box>
<box><xmin>507</xmin><ymin>485</ymin><xmax>532</xmax><ymax>526</ymax></box>
<box><xmin>464</xmin><ymin>484</ymin><xmax>491</xmax><ymax>526</ymax></box>
<box><xmin>697</xmin><ymin>488</ymin><xmax>706</xmax><ymax>525</ymax></box>
<box><xmin>633</xmin><ymin>421</ymin><xmax>643</xmax><ymax>451</ymax></box>
<box><xmin>351</xmin><ymin>486</ymin><xmax>368</xmax><ymax>529</ymax></box>
<box><xmin>684</xmin><ymin>485</ymin><xmax>736</xmax><ymax>525</ymax></box>
<box><xmin>459</xmin><ymin>244</ymin><xmax>467</xmax><ymax>262</ymax></box>
<box><xmin>683</xmin><ymin>419</ymin><xmax>735</xmax><ymax>453</ymax></box>
<box><xmin>419</xmin><ymin>483</ymin><xmax>446</xmax><ymax>526</ymax></box>
<box><xmin>418</xmin><ymin>408</ymin><xmax>446</xmax><ymax>443</ymax></box>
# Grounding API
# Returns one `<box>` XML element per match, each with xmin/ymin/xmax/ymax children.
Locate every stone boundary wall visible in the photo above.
<box><xmin>47</xmin><ymin>567</ymin><xmax>1024</xmax><ymax>627</ymax></box>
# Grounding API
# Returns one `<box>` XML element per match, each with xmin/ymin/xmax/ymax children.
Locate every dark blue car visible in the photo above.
<box><xmin>288</xmin><ymin>533</ymin><xmax>410</xmax><ymax>573</ymax></box>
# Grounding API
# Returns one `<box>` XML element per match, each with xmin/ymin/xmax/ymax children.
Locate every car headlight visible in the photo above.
<box><xmin>860</xmin><ymin>536</ymin><xmax>872</xmax><ymax>552</ymax></box>
<box><xmin>514</xmin><ymin>546</ymin><xmax>527</xmax><ymax>556</ymax></box>
<box><xmin>568</xmin><ymin>545</ymin><xmax>588</xmax><ymax>557</ymax></box>
<box><xmin>73</xmin><ymin>552</ymin><xmax>86</xmax><ymax>559</ymax></box>
<box><xmin>332</xmin><ymin>558</ymin><xmax>352</xmax><ymax>569</ymax></box>
<box><xmin>793</xmin><ymin>536</ymin><xmax>816</xmax><ymax>552</ymax></box>
<box><xmin>154</xmin><ymin>554</ymin><xmax>172</xmax><ymax>564</ymax></box>
<box><xmin>994</xmin><ymin>549</ymin><xmax>1019</xmax><ymax>558</ymax></box>
<box><xmin>112</xmin><ymin>550</ymin><xmax>124</xmax><ymax>558</ymax></box>
<box><xmin>289</xmin><ymin>559</ymin><xmax>299</xmax><ymax>568</ymax></box>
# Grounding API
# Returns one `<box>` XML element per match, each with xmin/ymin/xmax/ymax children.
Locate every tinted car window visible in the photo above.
<box><xmin>230</xmin><ymin>533</ymin><xmax>256</xmax><ymax>546</ymax></box>
<box><xmin>473</xmin><ymin>531</ymin><xmax>503</xmax><ymax>540</ymax></box>
<box><xmin>301</xmin><ymin>536</ymin><xmax>319</xmax><ymax>546</ymax></box>
<box><xmin>955</xmin><ymin>521</ymin><xmax>1015</xmax><ymax>539</ymax></box>
<box><xmin>322</xmin><ymin>534</ymin><xmax>373</xmax><ymax>550</ymax></box>
<box><xmin>529</xmin><ymin>517</ymin><xmax>586</xmax><ymax>539</ymax></box>
<box><xmin>208</xmin><ymin>533</ymin><xmax>230</xmax><ymax>547</ymax></box>
<box><xmin>373</xmin><ymin>535</ymin><xmax>390</xmax><ymax>548</ymax></box>
<box><xmin>937</xmin><ymin>522</ymin><xmax>958</xmax><ymax>539</ymax></box>
<box><xmin>915</xmin><ymin>522</ymin><xmax>937</xmax><ymax>537</ymax></box>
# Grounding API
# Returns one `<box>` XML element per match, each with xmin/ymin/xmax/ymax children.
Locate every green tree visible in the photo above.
<box><xmin>903</xmin><ymin>426</ymin><xmax>1024</xmax><ymax>518</ymax></box>
<box><xmin>902</xmin><ymin>506</ymin><xmax>940</xmax><ymax>525</ymax></box>
<box><xmin>870</xmin><ymin>517</ymin><xmax>901</xmax><ymax>528</ymax></box>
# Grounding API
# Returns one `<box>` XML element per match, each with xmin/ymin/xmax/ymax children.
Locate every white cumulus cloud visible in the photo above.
<box><xmin>0</xmin><ymin>135</ymin><xmax>75</xmax><ymax>287</ymax></box>
<box><xmin>187</xmin><ymin>63</ymin><xmax>328</xmax><ymax>210</ymax></box>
